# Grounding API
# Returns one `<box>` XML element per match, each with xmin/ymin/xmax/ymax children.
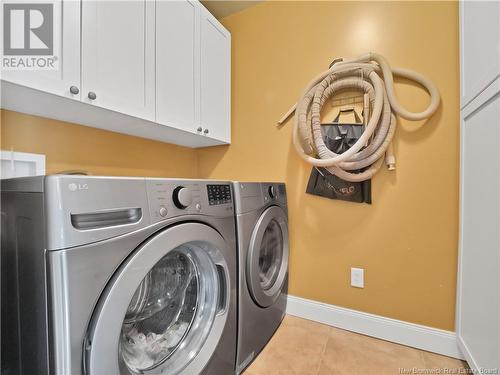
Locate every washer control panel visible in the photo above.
<box><xmin>146</xmin><ymin>180</ymin><xmax>234</xmax><ymax>223</ymax></box>
<box><xmin>207</xmin><ymin>184</ymin><xmax>232</xmax><ymax>205</ymax></box>
<box><xmin>173</xmin><ymin>186</ymin><xmax>193</xmax><ymax>209</ymax></box>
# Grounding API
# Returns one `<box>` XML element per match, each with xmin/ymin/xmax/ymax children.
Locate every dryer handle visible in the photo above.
<box><xmin>216</xmin><ymin>264</ymin><xmax>229</xmax><ymax>315</ymax></box>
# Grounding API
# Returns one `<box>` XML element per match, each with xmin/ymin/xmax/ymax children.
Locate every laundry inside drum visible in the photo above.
<box><xmin>119</xmin><ymin>249</ymin><xmax>199</xmax><ymax>373</ymax></box>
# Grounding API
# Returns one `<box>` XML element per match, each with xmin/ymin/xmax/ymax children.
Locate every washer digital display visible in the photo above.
<box><xmin>207</xmin><ymin>184</ymin><xmax>232</xmax><ymax>205</ymax></box>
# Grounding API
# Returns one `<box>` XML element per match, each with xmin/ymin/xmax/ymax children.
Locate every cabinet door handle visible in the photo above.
<box><xmin>70</xmin><ymin>86</ymin><xmax>79</xmax><ymax>95</ymax></box>
<box><xmin>88</xmin><ymin>92</ymin><xmax>97</xmax><ymax>100</ymax></box>
<box><xmin>203</xmin><ymin>129</ymin><xmax>209</xmax><ymax>134</ymax></box>
<box><xmin>197</xmin><ymin>127</ymin><xmax>203</xmax><ymax>132</ymax></box>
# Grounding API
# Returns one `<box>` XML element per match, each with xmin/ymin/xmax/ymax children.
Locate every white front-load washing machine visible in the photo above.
<box><xmin>233</xmin><ymin>182</ymin><xmax>289</xmax><ymax>374</ymax></box>
<box><xmin>1</xmin><ymin>175</ymin><xmax>237</xmax><ymax>375</ymax></box>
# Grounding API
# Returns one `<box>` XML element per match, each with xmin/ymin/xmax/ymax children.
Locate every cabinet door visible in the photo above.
<box><xmin>458</xmin><ymin>82</ymin><xmax>500</xmax><ymax>372</ymax></box>
<box><xmin>156</xmin><ymin>0</ymin><xmax>200</xmax><ymax>134</ymax></box>
<box><xmin>460</xmin><ymin>1</ymin><xmax>500</xmax><ymax>107</ymax></box>
<box><xmin>0</xmin><ymin>0</ymin><xmax>81</xmax><ymax>100</ymax></box>
<box><xmin>81</xmin><ymin>1</ymin><xmax>155</xmax><ymax>121</ymax></box>
<box><xmin>200</xmin><ymin>6</ymin><xmax>231</xmax><ymax>143</ymax></box>
<box><xmin>458</xmin><ymin>2</ymin><xmax>500</xmax><ymax>372</ymax></box>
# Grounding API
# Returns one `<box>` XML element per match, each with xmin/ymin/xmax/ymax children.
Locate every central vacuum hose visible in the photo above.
<box><xmin>279</xmin><ymin>52</ymin><xmax>440</xmax><ymax>182</ymax></box>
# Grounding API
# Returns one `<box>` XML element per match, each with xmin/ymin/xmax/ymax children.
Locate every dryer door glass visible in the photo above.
<box><xmin>118</xmin><ymin>244</ymin><xmax>219</xmax><ymax>374</ymax></box>
<box><xmin>259</xmin><ymin>219</ymin><xmax>283</xmax><ymax>290</ymax></box>
<box><xmin>247</xmin><ymin>206</ymin><xmax>289</xmax><ymax>308</ymax></box>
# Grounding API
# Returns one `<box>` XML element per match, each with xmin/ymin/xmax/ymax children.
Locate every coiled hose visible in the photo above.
<box><xmin>278</xmin><ymin>52</ymin><xmax>440</xmax><ymax>182</ymax></box>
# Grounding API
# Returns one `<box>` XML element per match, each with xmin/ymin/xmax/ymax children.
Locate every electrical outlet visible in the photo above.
<box><xmin>351</xmin><ymin>267</ymin><xmax>364</xmax><ymax>288</ymax></box>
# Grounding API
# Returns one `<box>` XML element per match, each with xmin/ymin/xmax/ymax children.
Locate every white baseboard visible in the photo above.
<box><xmin>286</xmin><ymin>295</ymin><xmax>464</xmax><ymax>360</ymax></box>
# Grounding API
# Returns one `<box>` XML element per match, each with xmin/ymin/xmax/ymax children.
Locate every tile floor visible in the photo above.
<box><xmin>243</xmin><ymin>315</ymin><xmax>468</xmax><ymax>375</ymax></box>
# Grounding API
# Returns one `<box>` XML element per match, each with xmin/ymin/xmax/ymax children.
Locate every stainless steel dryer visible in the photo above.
<box><xmin>233</xmin><ymin>182</ymin><xmax>289</xmax><ymax>374</ymax></box>
<box><xmin>1</xmin><ymin>175</ymin><xmax>237</xmax><ymax>375</ymax></box>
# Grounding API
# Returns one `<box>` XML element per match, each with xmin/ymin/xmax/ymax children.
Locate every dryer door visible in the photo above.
<box><xmin>84</xmin><ymin>223</ymin><xmax>231</xmax><ymax>375</ymax></box>
<box><xmin>247</xmin><ymin>206</ymin><xmax>289</xmax><ymax>308</ymax></box>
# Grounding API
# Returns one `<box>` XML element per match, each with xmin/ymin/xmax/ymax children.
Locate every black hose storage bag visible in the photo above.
<box><xmin>306</xmin><ymin>123</ymin><xmax>372</xmax><ymax>204</ymax></box>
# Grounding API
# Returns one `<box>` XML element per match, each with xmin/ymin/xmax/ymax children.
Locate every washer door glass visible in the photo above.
<box><xmin>258</xmin><ymin>219</ymin><xmax>283</xmax><ymax>290</ymax></box>
<box><xmin>120</xmin><ymin>244</ymin><xmax>217</xmax><ymax>373</ymax></box>
<box><xmin>85</xmin><ymin>223</ymin><xmax>230</xmax><ymax>375</ymax></box>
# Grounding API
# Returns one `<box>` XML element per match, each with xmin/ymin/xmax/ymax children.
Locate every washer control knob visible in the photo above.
<box><xmin>195</xmin><ymin>203</ymin><xmax>201</xmax><ymax>212</ymax></box>
<box><xmin>159</xmin><ymin>206</ymin><xmax>168</xmax><ymax>217</ymax></box>
<box><xmin>268</xmin><ymin>185</ymin><xmax>276</xmax><ymax>199</ymax></box>
<box><xmin>173</xmin><ymin>186</ymin><xmax>193</xmax><ymax>209</ymax></box>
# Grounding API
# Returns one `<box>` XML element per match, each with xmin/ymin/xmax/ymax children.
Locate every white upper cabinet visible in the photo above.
<box><xmin>81</xmin><ymin>0</ymin><xmax>155</xmax><ymax>121</ymax></box>
<box><xmin>1</xmin><ymin>0</ymin><xmax>81</xmax><ymax>100</ymax></box>
<box><xmin>0</xmin><ymin>0</ymin><xmax>231</xmax><ymax>147</ymax></box>
<box><xmin>200</xmin><ymin>6</ymin><xmax>231</xmax><ymax>143</ymax></box>
<box><xmin>156</xmin><ymin>0</ymin><xmax>200</xmax><ymax>134</ymax></box>
<box><xmin>460</xmin><ymin>1</ymin><xmax>500</xmax><ymax>107</ymax></box>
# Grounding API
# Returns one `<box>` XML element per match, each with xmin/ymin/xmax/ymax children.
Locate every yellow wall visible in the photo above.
<box><xmin>0</xmin><ymin>1</ymin><xmax>460</xmax><ymax>331</ymax></box>
<box><xmin>198</xmin><ymin>1</ymin><xmax>460</xmax><ymax>330</ymax></box>
<box><xmin>0</xmin><ymin>109</ymin><xmax>198</xmax><ymax>178</ymax></box>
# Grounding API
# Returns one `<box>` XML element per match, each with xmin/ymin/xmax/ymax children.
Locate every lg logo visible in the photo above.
<box><xmin>3</xmin><ymin>3</ymin><xmax>53</xmax><ymax>55</ymax></box>
<box><xmin>68</xmin><ymin>183</ymin><xmax>89</xmax><ymax>192</ymax></box>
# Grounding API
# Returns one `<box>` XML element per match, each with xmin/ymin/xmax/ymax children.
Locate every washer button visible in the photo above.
<box><xmin>195</xmin><ymin>203</ymin><xmax>201</xmax><ymax>212</ymax></box>
<box><xmin>159</xmin><ymin>206</ymin><xmax>168</xmax><ymax>217</ymax></box>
